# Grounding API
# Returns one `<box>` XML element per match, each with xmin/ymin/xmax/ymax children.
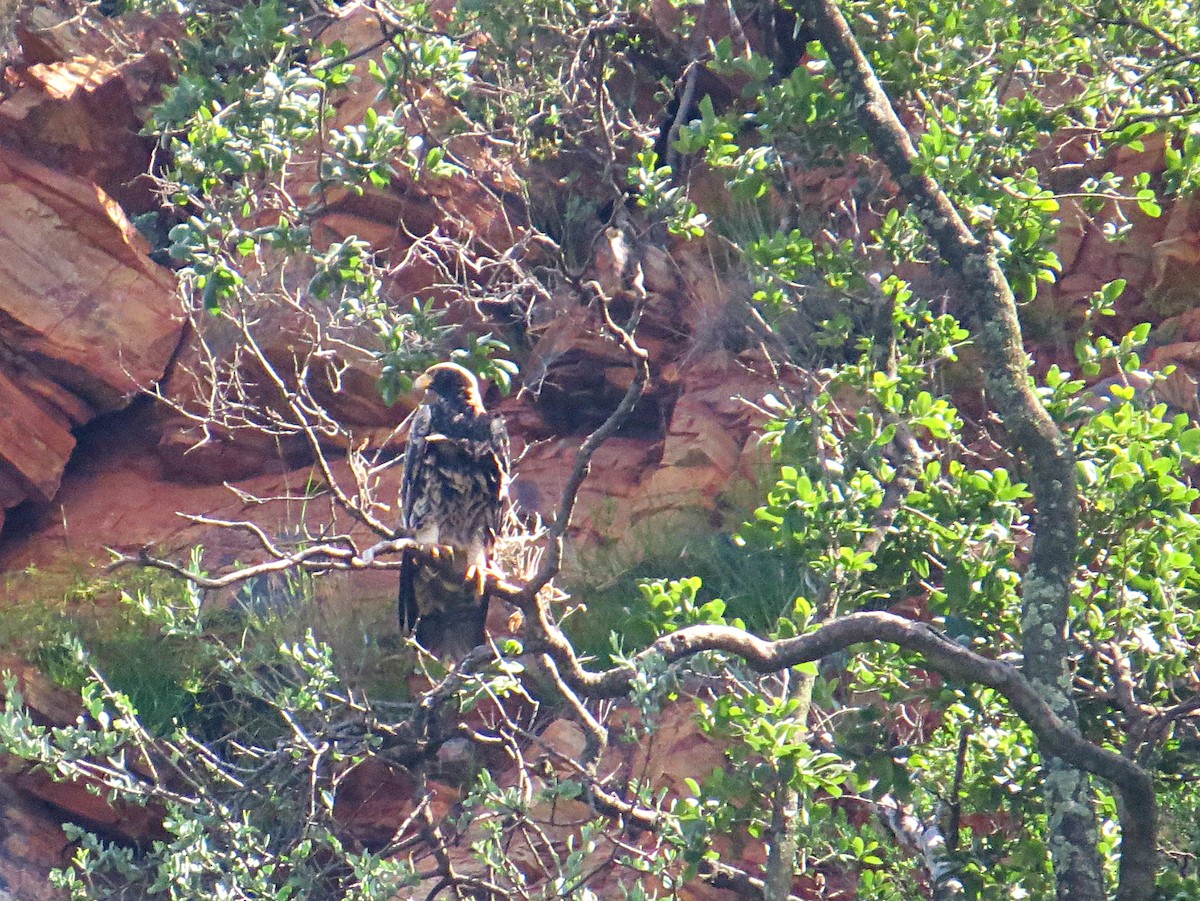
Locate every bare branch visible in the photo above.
<box><xmin>520</xmin><ymin>264</ymin><xmax>651</xmax><ymax>603</ymax></box>
<box><xmin>109</xmin><ymin>536</ymin><xmax>423</xmax><ymax>588</ymax></box>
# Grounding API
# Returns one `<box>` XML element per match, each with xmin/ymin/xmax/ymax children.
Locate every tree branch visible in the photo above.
<box><xmin>520</xmin><ymin>257</ymin><xmax>650</xmax><ymax>603</ymax></box>
<box><xmin>520</xmin><ymin>607</ymin><xmax>1154</xmax><ymax>892</ymax></box>
<box><xmin>789</xmin><ymin>1</ymin><xmax>1136</xmax><ymax>897</ymax></box>
<box><xmin>877</xmin><ymin>794</ymin><xmax>964</xmax><ymax>900</ymax></box>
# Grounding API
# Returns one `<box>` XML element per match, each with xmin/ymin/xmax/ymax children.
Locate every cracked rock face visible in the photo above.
<box><xmin>0</xmin><ymin>9</ymin><xmax>182</xmax><ymax>519</ymax></box>
<box><xmin>0</xmin><ymin>148</ymin><xmax>181</xmax><ymax>510</ymax></box>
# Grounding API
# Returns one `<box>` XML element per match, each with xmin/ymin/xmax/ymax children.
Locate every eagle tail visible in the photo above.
<box><xmin>400</xmin><ymin>548</ymin><xmax>489</xmax><ymax>656</ymax></box>
<box><xmin>413</xmin><ymin>598</ymin><xmax>487</xmax><ymax>657</ymax></box>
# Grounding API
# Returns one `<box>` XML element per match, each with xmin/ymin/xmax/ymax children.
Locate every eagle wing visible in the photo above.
<box><xmin>398</xmin><ymin>402</ymin><xmax>433</xmax><ymax>636</ymax></box>
<box><xmin>399</xmin><ymin>402</ymin><xmax>434</xmax><ymax>536</ymax></box>
<box><xmin>485</xmin><ymin>412</ymin><xmax>511</xmax><ymax>541</ymax></box>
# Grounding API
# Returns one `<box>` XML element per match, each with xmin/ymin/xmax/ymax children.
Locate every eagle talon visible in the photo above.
<box><xmin>429</xmin><ymin>544</ymin><xmax>455</xmax><ymax>563</ymax></box>
<box><xmin>465</xmin><ymin>564</ymin><xmax>487</xmax><ymax>596</ymax></box>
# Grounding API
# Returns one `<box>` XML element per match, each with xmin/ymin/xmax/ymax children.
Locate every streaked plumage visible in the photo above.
<box><xmin>399</xmin><ymin>362</ymin><xmax>509</xmax><ymax>654</ymax></box>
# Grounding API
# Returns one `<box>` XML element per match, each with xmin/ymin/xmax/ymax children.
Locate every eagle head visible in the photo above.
<box><xmin>414</xmin><ymin>362</ymin><xmax>485</xmax><ymax>413</ymax></box>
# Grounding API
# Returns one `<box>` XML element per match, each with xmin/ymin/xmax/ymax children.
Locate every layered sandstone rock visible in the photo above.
<box><xmin>0</xmin><ymin>148</ymin><xmax>180</xmax><ymax>510</ymax></box>
<box><xmin>2</xmin><ymin>4</ymin><xmax>177</xmax><ymax>212</ymax></box>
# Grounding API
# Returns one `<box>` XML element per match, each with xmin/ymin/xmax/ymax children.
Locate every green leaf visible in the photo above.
<box><xmin>1178</xmin><ymin>428</ymin><xmax>1200</xmax><ymax>458</ymax></box>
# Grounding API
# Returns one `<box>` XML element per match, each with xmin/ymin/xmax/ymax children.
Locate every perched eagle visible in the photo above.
<box><xmin>399</xmin><ymin>362</ymin><xmax>510</xmax><ymax>655</ymax></box>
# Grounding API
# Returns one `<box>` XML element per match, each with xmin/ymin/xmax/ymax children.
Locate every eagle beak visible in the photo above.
<box><xmin>413</xmin><ymin>371</ymin><xmax>433</xmax><ymax>394</ymax></box>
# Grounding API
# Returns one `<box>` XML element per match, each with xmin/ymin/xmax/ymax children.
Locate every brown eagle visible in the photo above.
<box><xmin>399</xmin><ymin>362</ymin><xmax>510</xmax><ymax>655</ymax></box>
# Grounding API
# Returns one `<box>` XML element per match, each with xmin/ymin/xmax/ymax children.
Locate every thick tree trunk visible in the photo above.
<box><xmin>788</xmin><ymin>1</ymin><xmax>1130</xmax><ymax>897</ymax></box>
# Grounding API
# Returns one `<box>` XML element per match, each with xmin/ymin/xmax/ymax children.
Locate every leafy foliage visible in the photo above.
<box><xmin>3</xmin><ymin>0</ymin><xmax>1200</xmax><ymax>898</ymax></box>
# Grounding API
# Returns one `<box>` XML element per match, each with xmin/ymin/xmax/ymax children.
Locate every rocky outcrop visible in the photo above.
<box><xmin>0</xmin><ymin>147</ymin><xmax>181</xmax><ymax>512</ymax></box>
<box><xmin>0</xmin><ymin>8</ymin><xmax>181</xmax><ymax>519</ymax></box>
<box><xmin>0</xmin><ymin>10</ymin><xmax>182</xmax><ymax>517</ymax></box>
<box><xmin>508</xmin><ymin>347</ymin><xmax>782</xmax><ymax>557</ymax></box>
<box><xmin>1</xmin><ymin>2</ymin><xmax>176</xmax><ymax>212</ymax></box>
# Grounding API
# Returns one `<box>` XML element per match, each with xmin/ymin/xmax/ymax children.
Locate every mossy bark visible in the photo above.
<box><xmin>789</xmin><ymin>0</ymin><xmax>1147</xmax><ymax>897</ymax></box>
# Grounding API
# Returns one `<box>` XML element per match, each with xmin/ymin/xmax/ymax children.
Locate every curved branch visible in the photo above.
<box><xmin>522</xmin><ymin>607</ymin><xmax>1154</xmax><ymax>897</ymax></box>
